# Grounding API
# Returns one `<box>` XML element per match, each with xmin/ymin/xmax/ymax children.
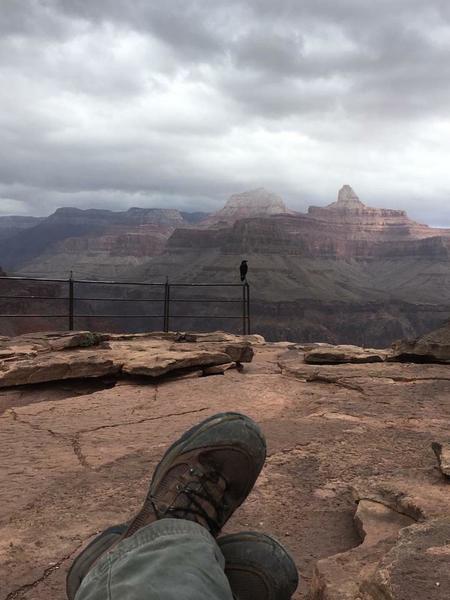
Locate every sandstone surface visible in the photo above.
<box><xmin>1</xmin><ymin>333</ymin><xmax>450</xmax><ymax>599</ymax></box>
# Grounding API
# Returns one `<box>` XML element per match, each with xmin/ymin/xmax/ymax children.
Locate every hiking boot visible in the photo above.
<box><xmin>124</xmin><ymin>412</ymin><xmax>266</xmax><ymax>538</ymax></box>
<box><xmin>67</xmin><ymin>412</ymin><xmax>266</xmax><ymax>598</ymax></box>
<box><xmin>219</xmin><ymin>531</ymin><xmax>299</xmax><ymax>600</ymax></box>
<box><xmin>67</xmin><ymin>528</ymin><xmax>299</xmax><ymax>600</ymax></box>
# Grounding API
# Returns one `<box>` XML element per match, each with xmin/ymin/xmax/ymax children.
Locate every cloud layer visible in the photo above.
<box><xmin>1</xmin><ymin>0</ymin><xmax>450</xmax><ymax>224</ymax></box>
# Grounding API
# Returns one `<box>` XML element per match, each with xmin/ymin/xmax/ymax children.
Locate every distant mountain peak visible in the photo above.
<box><xmin>201</xmin><ymin>188</ymin><xmax>288</xmax><ymax>228</ymax></box>
<box><xmin>327</xmin><ymin>185</ymin><xmax>366</xmax><ymax>210</ymax></box>
<box><xmin>224</xmin><ymin>188</ymin><xmax>287</xmax><ymax>213</ymax></box>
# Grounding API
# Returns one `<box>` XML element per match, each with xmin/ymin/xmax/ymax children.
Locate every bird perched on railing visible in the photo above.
<box><xmin>240</xmin><ymin>260</ymin><xmax>248</xmax><ymax>282</ymax></box>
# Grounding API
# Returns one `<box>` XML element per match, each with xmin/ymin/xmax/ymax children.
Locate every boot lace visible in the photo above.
<box><xmin>162</xmin><ymin>466</ymin><xmax>227</xmax><ymax>536</ymax></box>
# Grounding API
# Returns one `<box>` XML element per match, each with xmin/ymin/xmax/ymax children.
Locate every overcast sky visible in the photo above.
<box><xmin>1</xmin><ymin>0</ymin><xmax>450</xmax><ymax>225</ymax></box>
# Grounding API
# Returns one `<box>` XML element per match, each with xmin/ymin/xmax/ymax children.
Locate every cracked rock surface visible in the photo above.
<box><xmin>1</xmin><ymin>336</ymin><xmax>450</xmax><ymax>599</ymax></box>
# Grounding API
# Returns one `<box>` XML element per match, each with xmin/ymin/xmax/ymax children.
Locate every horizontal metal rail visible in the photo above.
<box><xmin>169</xmin><ymin>283</ymin><xmax>244</xmax><ymax>287</ymax></box>
<box><xmin>0</xmin><ymin>275</ymin><xmax>69</xmax><ymax>283</ymax></box>
<box><xmin>0</xmin><ymin>314</ymin><xmax>69</xmax><ymax>318</ymax></box>
<box><xmin>0</xmin><ymin>295</ymin><xmax>68</xmax><ymax>300</ymax></box>
<box><xmin>76</xmin><ymin>297</ymin><xmax>163</xmax><ymax>302</ymax></box>
<box><xmin>0</xmin><ymin>275</ymin><xmax>165</xmax><ymax>286</ymax></box>
<box><xmin>71</xmin><ymin>315</ymin><xmax>164</xmax><ymax>318</ymax></box>
<box><xmin>168</xmin><ymin>315</ymin><xmax>243</xmax><ymax>319</ymax></box>
<box><xmin>0</xmin><ymin>315</ymin><xmax>164</xmax><ymax>318</ymax></box>
<box><xmin>157</xmin><ymin>298</ymin><xmax>242</xmax><ymax>303</ymax></box>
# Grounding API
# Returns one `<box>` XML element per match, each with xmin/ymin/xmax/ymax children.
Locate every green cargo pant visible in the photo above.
<box><xmin>75</xmin><ymin>519</ymin><xmax>234</xmax><ymax>600</ymax></box>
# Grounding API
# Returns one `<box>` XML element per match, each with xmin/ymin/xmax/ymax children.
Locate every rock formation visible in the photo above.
<box><xmin>391</xmin><ymin>320</ymin><xmax>450</xmax><ymax>363</ymax></box>
<box><xmin>200</xmin><ymin>188</ymin><xmax>289</xmax><ymax>228</ymax></box>
<box><xmin>1</xmin><ymin>329</ymin><xmax>450</xmax><ymax>599</ymax></box>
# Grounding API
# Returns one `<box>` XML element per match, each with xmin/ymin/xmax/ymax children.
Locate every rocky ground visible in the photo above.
<box><xmin>1</xmin><ymin>329</ymin><xmax>450</xmax><ymax>599</ymax></box>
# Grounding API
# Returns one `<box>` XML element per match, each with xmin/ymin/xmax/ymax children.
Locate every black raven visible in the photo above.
<box><xmin>240</xmin><ymin>260</ymin><xmax>248</xmax><ymax>282</ymax></box>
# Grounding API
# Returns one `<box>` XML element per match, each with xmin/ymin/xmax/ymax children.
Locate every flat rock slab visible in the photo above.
<box><xmin>0</xmin><ymin>331</ymin><xmax>254</xmax><ymax>387</ymax></box>
<box><xmin>279</xmin><ymin>357</ymin><xmax>450</xmax><ymax>384</ymax></box>
<box><xmin>304</xmin><ymin>345</ymin><xmax>390</xmax><ymax>364</ymax></box>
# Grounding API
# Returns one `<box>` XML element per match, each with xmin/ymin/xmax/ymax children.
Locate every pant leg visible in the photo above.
<box><xmin>75</xmin><ymin>519</ymin><xmax>234</xmax><ymax>600</ymax></box>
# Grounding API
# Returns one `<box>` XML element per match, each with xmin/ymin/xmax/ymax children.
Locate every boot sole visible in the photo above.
<box><xmin>66</xmin><ymin>524</ymin><xmax>127</xmax><ymax>600</ymax></box>
<box><xmin>219</xmin><ymin>531</ymin><xmax>299</xmax><ymax>598</ymax></box>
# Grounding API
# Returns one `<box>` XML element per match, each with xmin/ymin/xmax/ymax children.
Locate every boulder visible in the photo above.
<box><xmin>391</xmin><ymin>321</ymin><xmax>450</xmax><ymax>363</ymax></box>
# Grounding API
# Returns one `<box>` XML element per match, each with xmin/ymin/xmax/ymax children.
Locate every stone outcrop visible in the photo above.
<box><xmin>307</xmin><ymin>185</ymin><xmax>417</xmax><ymax>228</ymax></box>
<box><xmin>0</xmin><ymin>330</ymin><xmax>254</xmax><ymax>387</ymax></box>
<box><xmin>2</xmin><ymin>334</ymin><xmax>450</xmax><ymax>599</ymax></box>
<box><xmin>391</xmin><ymin>320</ymin><xmax>450</xmax><ymax>363</ymax></box>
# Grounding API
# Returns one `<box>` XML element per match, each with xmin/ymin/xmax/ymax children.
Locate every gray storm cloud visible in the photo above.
<box><xmin>1</xmin><ymin>0</ymin><xmax>450</xmax><ymax>225</ymax></box>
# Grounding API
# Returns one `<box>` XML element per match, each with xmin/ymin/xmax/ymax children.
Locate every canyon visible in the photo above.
<box><xmin>1</xmin><ymin>185</ymin><xmax>450</xmax><ymax>345</ymax></box>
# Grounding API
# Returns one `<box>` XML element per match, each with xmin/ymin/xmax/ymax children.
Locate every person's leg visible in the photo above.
<box><xmin>71</xmin><ymin>524</ymin><xmax>300</xmax><ymax>600</ymax></box>
<box><xmin>76</xmin><ymin>519</ymin><xmax>233</xmax><ymax>600</ymax></box>
<box><xmin>68</xmin><ymin>412</ymin><xmax>267</xmax><ymax>600</ymax></box>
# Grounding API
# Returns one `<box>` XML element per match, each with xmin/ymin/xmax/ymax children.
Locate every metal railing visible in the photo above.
<box><xmin>0</xmin><ymin>275</ymin><xmax>251</xmax><ymax>334</ymax></box>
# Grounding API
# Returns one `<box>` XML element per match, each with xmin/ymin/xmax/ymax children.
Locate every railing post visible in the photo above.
<box><xmin>166</xmin><ymin>281</ymin><xmax>170</xmax><ymax>333</ymax></box>
<box><xmin>242</xmin><ymin>283</ymin><xmax>247</xmax><ymax>335</ymax></box>
<box><xmin>246</xmin><ymin>282</ymin><xmax>251</xmax><ymax>335</ymax></box>
<box><xmin>163</xmin><ymin>277</ymin><xmax>168</xmax><ymax>332</ymax></box>
<box><xmin>68</xmin><ymin>271</ymin><xmax>74</xmax><ymax>331</ymax></box>
<box><xmin>163</xmin><ymin>277</ymin><xmax>171</xmax><ymax>333</ymax></box>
